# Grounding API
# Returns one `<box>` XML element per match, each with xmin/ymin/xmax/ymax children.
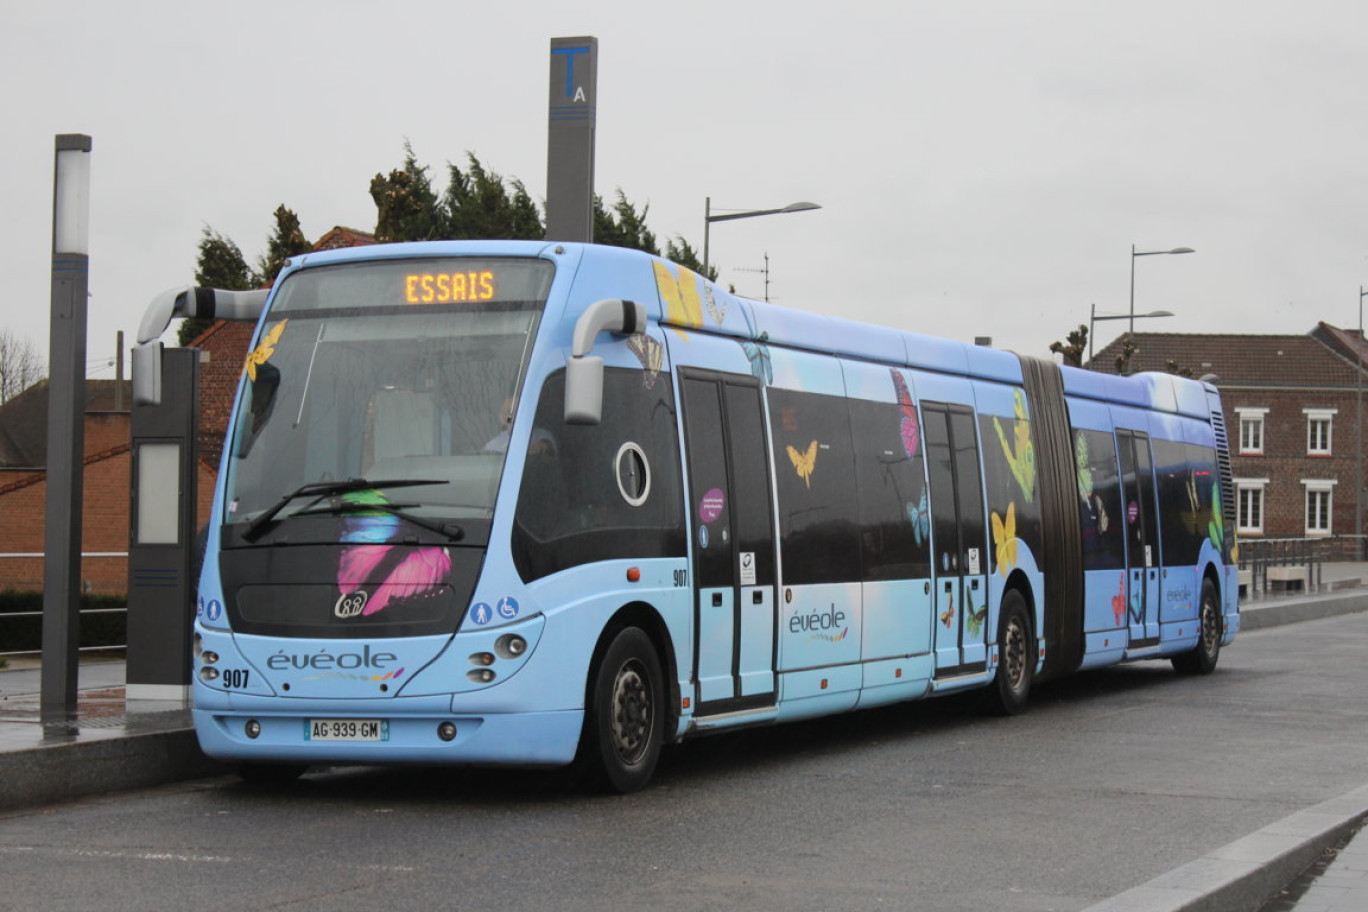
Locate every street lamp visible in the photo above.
<box><xmin>1089</xmin><ymin>305</ymin><xmax>1173</xmax><ymax>363</ymax></box>
<box><xmin>43</xmin><ymin>134</ymin><xmax>93</xmax><ymax>718</ymax></box>
<box><xmin>1130</xmin><ymin>244</ymin><xmax>1194</xmax><ymax>335</ymax></box>
<box><xmin>703</xmin><ymin>198</ymin><xmax>820</xmax><ymax>274</ymax></box>
<box><xmin>1357</xmin><ymin>287</ymin><xmax>1366</xmax><ymax>557</ymax></box>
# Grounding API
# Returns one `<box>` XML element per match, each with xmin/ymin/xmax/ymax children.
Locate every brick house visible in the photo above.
<box><xmin>0</xmin><ymin>226</ymin><xmax>378</xmax><ymax>596</ymax></box>
<box><xmin>0</xmin><ymin>380</ymin><xmax>135</xmax><ymax>593</ymax></box>
<box><xmin>1090</xmin><ymin>325</ymin><xmax>1368</xmax><ymax>553</ymax></box>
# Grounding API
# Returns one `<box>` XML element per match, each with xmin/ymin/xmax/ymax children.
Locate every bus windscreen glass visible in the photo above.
<box><xmin>221</xmin><ymin>257</ymin><xmax>554</xmax><ymax>542</ymax></box>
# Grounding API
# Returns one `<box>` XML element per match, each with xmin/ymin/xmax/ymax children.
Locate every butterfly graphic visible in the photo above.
<box><xmin>906</xmin><ymin>490</ymin><xmax>930</xmax><ymax>547</ymax></box>
<box><xmin>787</xmin><ymin>440</ymin><xmax>818</xmax><ymax>488</ymax></box>
<box><xmin>338</xmin><ymin>545</ymin><xmax>451</xmax><ymax>617</ymax></box>
<box><xmin>334</xmin><ymin>490</ymin><xmax>451</xmax><ymax>618</ymax></box>
<box><xmin>654</xmin><ymin>261</ymin><xmax>703</xmax><ymax>339</ymax></box>
<box><xmin>1207</xmin><ymin>482</ymin><xmax>1229</xmax><ymax>558</ymax></box>
<box><xmin>626</xmin><ymin>333</ymin><xmax>664</xmax><ymax>388</ymax></box>
<box><xmin>965</xmin><ymin>602</ymin><xmax>987</xmax><ymax>638</ymax></box>
<box><xmin>704</xmin><ymin>283</ymin><xmax>728</xmax><ymax>325</ymax></box>
<box><xmin>992</xmin><ymin>390</ymin><xmax>1036</xmax><ymax>502</ymax></box>
<box><xmin>1075</xmin><ymin>431</ymin><xmax>1093</xmax><ymax>498</ymax></box>
<box><xmin>244</xmin><ymin>319</ymin><xmax>288</xmax><ymax>382</ymax></box>
<box><xmin>740</xmin><ymin>332</ymin><xmax>773</xmax><ymax>384</ymax></box>
<box><xmin>889</xmin><ymin>369</ymin><xmax>920</xmax><ymax>460</ymax></box>
<box><xmin>991</xmin><ymin>503</ymin><xmax>1017</xmax><ymax>577</ymax></box>
<box><xmin>1111</xmin><ymin>576</ymin><xmax>1126</xmax><ymax>626</ymax></box>
<box><xmin>940</xmin><ymin>593</ymin><xmax>955</xmax><ymax>629</ymax></box>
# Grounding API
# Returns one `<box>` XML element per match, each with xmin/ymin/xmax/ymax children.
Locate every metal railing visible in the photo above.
<box><xmin>0</xmin><ymin>551</ymin><xmax>128</xmax><ymax>659</ymax></box>
<box><xmin>1237</xmin><ymin>536</ymin><xmax>1364</xmax><ymax>597</ymax></box>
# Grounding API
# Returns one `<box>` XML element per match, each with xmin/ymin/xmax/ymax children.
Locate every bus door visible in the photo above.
<box><xmin>1117</xmin><ymin>429</ymin><xmax>1161</xmax><ymax>649</ymax></box>
<box><xmin>923</xmin><ymin>403</ymin><xmax>990</xmax><ymax>677</ymax></box>
<box><xmin>681</xmin><ymin>371</ymin><xmax>777</xmax><ymax>714</ymax></box>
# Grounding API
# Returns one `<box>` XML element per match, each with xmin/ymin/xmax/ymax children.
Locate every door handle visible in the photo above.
<box><xmin>712</xmin><ymin>592</ymin><xmax>723</xmax><ymax>607</ymax></box>
<box><xmin>944</xmin><ymin>581</ymin><xmax>953</xmax><ymax>593</ymax></box>
<box><xmin>971</xmin><ymin>578</ymin><xmax>980</xmax><ymax>591</ymax></box>
<box><xmin>752</xmin><ymin>590</ymin><xmax>763</xmax><ymax>605</ymax></box>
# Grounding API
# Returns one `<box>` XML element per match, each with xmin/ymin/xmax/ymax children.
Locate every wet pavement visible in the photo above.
<box><xmin>5</xmin><ymin>565</ymin><xmax>1368</xmax><ymax>911</ymax></box>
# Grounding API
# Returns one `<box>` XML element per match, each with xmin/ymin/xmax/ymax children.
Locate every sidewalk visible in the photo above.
<box><xmin>4</xmin><ymin>568</ymin><xmax>1368</xmax><ymax>912</ymax></box>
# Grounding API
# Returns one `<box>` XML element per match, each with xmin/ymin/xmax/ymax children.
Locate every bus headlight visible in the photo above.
<box><xmin>495</xmin><ymin>634</ymin><xmax>527</xmax><ymax>659</ymax></box>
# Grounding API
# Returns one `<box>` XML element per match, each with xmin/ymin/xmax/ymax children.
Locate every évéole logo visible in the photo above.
<box><xmin>267</xmin><ymin>645</ymin><xmax>398</xmax><ymax>672</ymax></box>
<box><xmin>789</xmin><ymin>603</ymin><xmax>850</xmax><ymax>643</ymax></box>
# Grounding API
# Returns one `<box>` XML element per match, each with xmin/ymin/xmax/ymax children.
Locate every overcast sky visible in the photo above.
<box><xmin>5</xmin><ymin>0</ymin><xmax>1368</xmax><ymax>379</ymax></box>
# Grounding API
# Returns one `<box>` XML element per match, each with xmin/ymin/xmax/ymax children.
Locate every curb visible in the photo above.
<box><xmin>1080</xmin><ymin>783</ymin><xmax>1368</xmax><ymax>912</ymax></box>
<box><xmin>0</xmin><ymin>726</ymin><xmax>227</xmax><ymax>813</ymax></box>
<box><xmin>1240</xmin><ymin>589</ymin><xmax>1368</xmax><ymax>631</ymax></box>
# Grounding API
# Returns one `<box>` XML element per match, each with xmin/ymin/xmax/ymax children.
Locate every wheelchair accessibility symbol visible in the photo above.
<box><xmin>497</xmin><ymin>596</ymin><xmax>520</xmax><ymax>620</ymax></box>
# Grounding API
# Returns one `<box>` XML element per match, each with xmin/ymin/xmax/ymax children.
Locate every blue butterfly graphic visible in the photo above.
<box><xmin>907</xmin><ymin>490</ymin><xmax>930</xmax><ymax>547</ymax></box>
<box><xmin>739</xmin><ymin>331</ymin><xmax>773</xmax><ymax>385</ymax></box>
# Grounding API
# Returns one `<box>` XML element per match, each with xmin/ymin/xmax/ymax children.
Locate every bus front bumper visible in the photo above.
<box><xmin>193</xmin><ymin>706</ymin><xmax>584</xmax><ymax>768</ymax></box>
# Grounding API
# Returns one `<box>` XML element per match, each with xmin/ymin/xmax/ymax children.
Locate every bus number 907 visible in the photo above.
<box><xmin>221</xmin><ymin>669</ymin><xmax>251</xmax><ymax>689</ymax></box>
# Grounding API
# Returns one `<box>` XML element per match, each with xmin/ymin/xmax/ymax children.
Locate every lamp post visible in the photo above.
<box><xmin>1357</xmin><ymin>288</ymin><xmax>1366</xmax><ymax>557</ymax></box>
<box><xmin>703</xmin><ymin>198</ymin><xmax>820</xmax><ymax>275</ymax></box>
<box><xmin>43</xmin><ymin>134</ymin><xmax>92</xmax><ymax>717</ymax></box>
<box><xmin>1089</xmin><ymin>304</ymin><xmax>1174</xmax><ymax>363</ymax></box>
<box><xmin>1130</xmin><ymin>244</ymin><xmax>1194</xmax><ymax>335</ymax></box>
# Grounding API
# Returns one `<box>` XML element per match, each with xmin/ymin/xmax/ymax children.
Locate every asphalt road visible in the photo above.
<box><xmin>3</xmin><ymin>613</ymin><xmax>1368</xmax><ymax>912</ymax></box>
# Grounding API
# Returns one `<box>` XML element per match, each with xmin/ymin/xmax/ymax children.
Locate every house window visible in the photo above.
<box><xmin>1305</xmin><ymin>408</ymin><xmax>1336</xmax><ymax>456</ymax></box>
<box><xmin>1303</xmin><ymin>480</ymin><xmax>1336</xmax><ymax>535</ymax></box>
<box><xmin>1235</xmin><ymin>479</ymin><xmax>1268</xmax><ymax>535</ymax></box>
<box><xmin>1236</xmin><ymin>407</ymin><xmax>1267</xmax><ymax>455</ymax></box>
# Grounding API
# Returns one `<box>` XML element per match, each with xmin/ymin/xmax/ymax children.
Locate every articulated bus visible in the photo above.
<box><xmin>134</xmin><ymin>240</ymin><xmax>1239</xmax><ymax>792</ymax></box>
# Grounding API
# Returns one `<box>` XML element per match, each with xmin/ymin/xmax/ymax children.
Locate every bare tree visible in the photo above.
<box><xmin>0</xmin><ymin>328</ymin><xmax>44</xmax><ymax>404</ymax></box>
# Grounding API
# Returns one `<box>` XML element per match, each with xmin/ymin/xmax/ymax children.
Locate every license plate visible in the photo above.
<box><xmin>305</xmin><ymin>719</ymin><xmax>389</xmax><ymax>742</ymax></box>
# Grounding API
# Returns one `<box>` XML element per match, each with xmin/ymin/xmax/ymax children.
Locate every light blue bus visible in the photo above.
<box><xmin>135</xmin><ymin>240</ymin><xmax>1238</xmax><ymax>792</ymax></box>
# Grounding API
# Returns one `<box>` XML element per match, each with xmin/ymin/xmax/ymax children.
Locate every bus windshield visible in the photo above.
<box><xmin>222</xmin><ymin>257</ymin><xmax>554</xmax><ymax>542</ymax></box>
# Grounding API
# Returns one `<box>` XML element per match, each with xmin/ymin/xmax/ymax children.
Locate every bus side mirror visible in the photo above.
<box><xmin>565</xmin><ymin>355</ymin><xmax>604</xmax><ymax>425</ymax></box>
<box><xmin>564</xmin><ymin>298</ymin><xmax>646</xmax><ymax>426</ymax></box>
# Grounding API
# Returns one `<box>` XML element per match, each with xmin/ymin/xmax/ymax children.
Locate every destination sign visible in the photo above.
<box><xmin>404</xmin><ymin>270</ymin><xmax>496</xmax><ymax>304</ymax></box>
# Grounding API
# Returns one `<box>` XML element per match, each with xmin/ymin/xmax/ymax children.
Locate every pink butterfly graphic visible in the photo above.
<box><xmin>338</xmin><ymin>545</ymin><xmax>451</xmax><ymax>616</ymax></box>
<box><xmin>890</xmin><ymin>369</ymin><xmax>920</xmax><ymax>459</ymax></box>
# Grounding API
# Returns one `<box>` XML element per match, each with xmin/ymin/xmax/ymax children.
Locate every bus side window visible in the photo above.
<box><xmin>1076</xmin><ymin>428</ymin><xmax>1125</xmax><ymax>571</ymax></box>
<box><xmin>512</xmin><ymin>368</ymin><xmax>685</xmax><ymax>582</ymax></box>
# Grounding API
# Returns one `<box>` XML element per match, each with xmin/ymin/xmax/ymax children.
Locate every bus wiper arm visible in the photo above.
<box><xmin>293</xmin><ymin>500</ymin><xmax>464</xmax><ymax>542</ymax></box>
<box><xmin>242</xmin><ymin>478</ymin><xmax>449</xmax><ymax>542</ymax></box>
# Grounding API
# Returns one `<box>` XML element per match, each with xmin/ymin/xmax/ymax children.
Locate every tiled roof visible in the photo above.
<box><xmin>1087</xmin><ymin>327</ymin><xmax>1367</xmax><ymax>388</ymax></box>
<box><xmin>0</xmin><ymin>379</ymin><xmax>132</xmax><ymax>469</ymax></box>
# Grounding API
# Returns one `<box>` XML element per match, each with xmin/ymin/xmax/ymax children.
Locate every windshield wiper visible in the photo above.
<box><xmin>241</xmin><ymin>478</ymin><xmax>448</xmax><ymax>542</ymax></box>
<box><xmin>293</xmin><ymin>499</ymin><xmax>464</xmax><ymax>542</ymax></box>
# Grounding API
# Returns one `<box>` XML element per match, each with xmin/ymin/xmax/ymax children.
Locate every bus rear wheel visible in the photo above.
<box><xmin>580</xmin><ymin>626</ymin><xmax>663</xmax><ymax>794</ymax></box>
<box><xmin>985</xmin><ymin>590</ymin><xmax>1033</xmax><ymax>716</ymax></box>
<box><xmin>1173</xmin><ymin>578</ymin><xmax>1221</xmax><ymax>676</ymax></box>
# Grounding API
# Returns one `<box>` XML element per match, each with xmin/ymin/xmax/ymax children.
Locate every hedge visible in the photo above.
<box><xmin>0</xmin><ymin>590</ymin><xmax>127</xmax><ymax>653</ymax></box>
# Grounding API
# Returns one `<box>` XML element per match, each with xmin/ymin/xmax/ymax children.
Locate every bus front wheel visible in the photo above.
<box><xmin>1172</xmin><ymin>578</ymin><xmax>1221</xmax><ymax>676</ymax></box>
<box><xmin>580</xmin><ymin>626</ymin><xmax>664</xmax><ymax>794</ymax></box>
<box><xmin>985</xmin><ymin>590</ymin><xmax>1033</xmax><ymax>716</ymax></box>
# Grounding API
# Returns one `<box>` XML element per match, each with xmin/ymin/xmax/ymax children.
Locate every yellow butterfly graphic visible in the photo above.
<box><xmin>993</xmin><ymin>390</ymin><xmax>1036</xmax><ymax>502</ymax></box>
<box><xmin>243</xmin><ymin>319</ymin><xmax>288</xmax><ymax>382</ymax></box>
<box><xmin>787</xmin><ymin>440</ymin><xmax>818</xmax><ymax>488</ymax></box>
<box><xmin>653</xmin><ymin>261</ymin><xmax>703</xmax><ymax>340</ymax></box>
<box><xmin>991</xmin><ymin>502</ymin><xmax>1017</xmax><ymax>577</ymax></box>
